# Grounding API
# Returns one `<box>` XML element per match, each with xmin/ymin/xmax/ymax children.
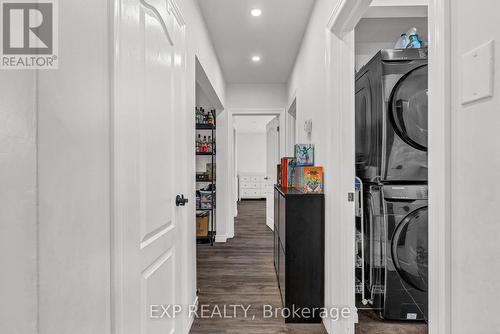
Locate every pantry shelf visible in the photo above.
<box><xmin>195</xmin><ymin>107</ymin><xmax>216</xmax><ymax>246</ymax></box>
<box><xmin>196</xmin><ymin>124</ymin><xmax>216</xmax><ymax>130</ymax></box>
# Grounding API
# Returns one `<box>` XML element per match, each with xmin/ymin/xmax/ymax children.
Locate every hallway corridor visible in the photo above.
<box><xmin>191</xmin><ymin>200</ymin><xmax>327</xmax><ymax>333</ymax></box>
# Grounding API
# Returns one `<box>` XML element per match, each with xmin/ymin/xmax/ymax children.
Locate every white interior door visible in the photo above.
<box><xmin>266</xmin><ymin>117</ymin><xmax>280</xmax><ymax>230</ymax></box>
<box><xmin>113</xmin><ymin>0</ymin><xmax>189</xmax><ymax>333</ymax></box>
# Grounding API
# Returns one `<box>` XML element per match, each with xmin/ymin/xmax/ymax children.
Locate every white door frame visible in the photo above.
<box><xmin>325</xmin><ymin>0</ymin><xmax>451</xmax><ymax>333</ymax></box>
<box><xmin>224</xmin><ymin>108</ymin><xmax>285</xmax><ymax>240</ymax></box>
<box><xmin>265</xmin><ymin>116</ymin><xmax>281</xmax><ymax>231</ymax></box>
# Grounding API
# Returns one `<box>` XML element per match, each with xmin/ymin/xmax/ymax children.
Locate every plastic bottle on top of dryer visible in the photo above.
<box><xmin>394</xmin><ymin>34</ymin><xmax>409</xmax><ymax>49</ymax></box>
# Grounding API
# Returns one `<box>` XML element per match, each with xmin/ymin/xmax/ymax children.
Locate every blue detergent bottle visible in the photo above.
<box><xmin>408</xmin><ymin>34</ymin><xmax>422</xmax><ymax>48</ymax></box>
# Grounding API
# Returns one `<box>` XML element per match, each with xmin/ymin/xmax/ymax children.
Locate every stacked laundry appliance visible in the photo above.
<box><xmin>355</xmin><ymin>48</ymin><xmax>428</xmax><ymax>321</ymax></box>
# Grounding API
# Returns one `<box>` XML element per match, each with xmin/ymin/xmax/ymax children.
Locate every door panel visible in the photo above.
<box><xmin>274</xmin><ymin>189</ymin><xmax>280</xmax><ymax>274</ymax></box>
<box><xmin>141</xmin><ymin>10</ymin><xmax>174</xmax><ymax>239</ymax></box>
<box><xmin>279</xmin><ymin>245</ymin><xmax>286</xmax><ymax>306</ymax></box>
<box><xmin>142</xmin><ymin>250</ymin><xmax>175</xmax><ymax>334</ymax></box>
<box><xmin>266</xmin><ymin>117</ymin><xmax>280</xmax><ymax>230</ymax></box>
<box><xmin>279</xmin><ymin>194</ymin><xmax>286</xmax><ymax>250</ymax></box>
<box><xmin>113</xmin><ymin>0</ymin><xmax>187</xmax><ymax>333</ymax></box>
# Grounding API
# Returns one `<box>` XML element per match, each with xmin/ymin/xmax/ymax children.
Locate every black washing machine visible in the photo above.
<box><xmin>364</xmin><ymin>184</ymin><xmax>428</xmax><ymax>321</ymax></box>
<box><xmin>355</xmin><ymin>49</ymin><xmax>428</xmax><ymax>183</ymax></box>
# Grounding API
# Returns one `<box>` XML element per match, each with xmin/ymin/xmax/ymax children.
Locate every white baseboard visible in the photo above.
<box><xmin>266</xmin><ymin>217</ymin><xmax>274</xmax><ymax>231</ymax></box>
<box><xmin>322</xmin><ymin>316</ymin><xmax>356</xmax><ymax>333</ymax></box>
<box><xmin>215</xmin><ymin>234</ymin><xmax>228</xmax><ymax>243</ymax></box>
<box><xmin>323</xmin><ymin>317</ymin><xmax>333</xmax><ymax>333</ymax></box>
<box><xmin>184</xmin><ymin>296</ymin><xmax>198</xmax><ymax>334</ymax></box>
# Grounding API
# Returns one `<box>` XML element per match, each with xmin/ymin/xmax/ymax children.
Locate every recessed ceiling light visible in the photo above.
<box><xmin>251</xmin><ymin>55</ymin><xmax>261</xmax><ymax>62</ymax></box>
<box><xmin>251</xmin><ymin>8</ymin><xmax>262</xmax><ymax>17</ymax></box>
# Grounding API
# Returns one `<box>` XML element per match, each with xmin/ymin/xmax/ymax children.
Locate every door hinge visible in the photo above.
<box><xmin>277</xmin><ymin>126</ymin><xmax>280</xmax><ymax>132</ymax></box>
<box><xmin>348</xmin><ymin>192</ymin><xmax>355</xmax><ymax>202</ymax></box>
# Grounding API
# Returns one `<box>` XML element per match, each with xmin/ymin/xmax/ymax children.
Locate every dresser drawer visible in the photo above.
<box><xmin>239</xmin><ymin>175</ymin><xmax>267</xmax><ymax>198</ymax></box>
<box><xmin>241</xmin><ymin>189</ymin><xmax>265</xmax><ymax>198</ymax></box>
<box><xmin>240</xmin><ymin>189</ymin><xmax>252</xmax><ymax>197</ymax></box>
<box><xmin>251</xmin><ymin>189</ymin><xmax>264</xmax><ymax>197</ymax></box>
<box><xmin>240</xmin><ymin>182</ymin><xmax>258</xmax><ymax>189</ymax></box>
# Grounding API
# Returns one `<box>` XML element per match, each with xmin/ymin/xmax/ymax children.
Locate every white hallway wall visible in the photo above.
<box><xmin>0</xmin><ymin>0</ymin><xmax>226</xmax><ymax>333</ymax></box>
<box><xmin>227</xmin><ymin>84</ymin><xmax>287</xmax><ymax>109</ymax></box>
<box><xmin>226</xmin><ymin>83</ymin><xmax>288</xmax><ymax>157</ymax></box>
<box><xmin>286</xmin><ymin>1</ymin><xmax>341</xmax><ymax>330</ymax></box>
<box><xmin>288</xmin><ymin>0</ymin><xmax>500</xmax><ymax>333</ymax></box>
<box><xmin>0</xmin><ymin>73</ymin><xmax>37</xmax><ymax>333</ymax></box>
<box><xmin>450</xmin><ymin>0</ymin><xmax>500</xmax><ymax>333</ymax></box>
<box><xmin>37</xmin><ymin>0</ymin><xmax>110</xmax><ymax>331</ymax></box>
<box><xmin>236</xmin><ymin>132</ymin><xmax>267</xmax><ymax>175</ymax></box>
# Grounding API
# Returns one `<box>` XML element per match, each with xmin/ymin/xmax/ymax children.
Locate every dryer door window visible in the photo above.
<box><xmin>389</xmin><ymin>65</ymin><xmax>428</xmax><ymax>151</ymax></box>
<box><xmin>391</xmin><ymin>206</ymin><xmax>428</xmax><ymax>292</ymax></box>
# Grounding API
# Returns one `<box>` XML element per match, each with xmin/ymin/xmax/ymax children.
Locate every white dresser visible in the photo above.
<box><xmin>239</xmin><ymin>174</ymin><xmax>268</xmax><ymax>200</ymax></box>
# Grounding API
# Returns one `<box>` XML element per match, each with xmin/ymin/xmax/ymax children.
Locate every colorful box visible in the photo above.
<box><xmin>277</xmin><ymin>164</ymin><xmax>282</xmax><ymax>186</ymax></box>
<box><xmin>293</xmin><ymin>166</ymin><xmax>324</xmax><ymax>193</ymax></box>
<box><xmin>295</xmin><ymin>144</ymin><xmax>314</xmax><ymax>166</ymax></box>
<box><xmin>287</xmin><ymin>158</ymin><xmax>295</xmax><ymax>187</ymax></box>
<box><xmin>281</xmin><ymin>157</ymin><xmax>295</xmax><ymax>188</ymax></box>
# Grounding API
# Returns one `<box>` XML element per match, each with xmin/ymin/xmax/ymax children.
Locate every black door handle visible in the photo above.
<box><xmin>176</xmin><ymin>194</ymin><xmax>189</xmax><ymax>206</ymax></box>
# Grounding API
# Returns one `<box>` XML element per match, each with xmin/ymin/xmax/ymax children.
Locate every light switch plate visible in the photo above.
<box><xmin>462</xmin><ymin>40</ymin><xmax>495</xmax><ymax>105</ymax></box>
<box><xmin>304</xmin><ymin>119</ymin><xmax>313</xmax><ymax>134</ymax></box>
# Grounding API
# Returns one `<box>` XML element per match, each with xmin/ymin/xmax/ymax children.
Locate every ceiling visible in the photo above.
<box><xmin>233</xmin><ymin>115</ymin><xmax>276</xmax><ymax>133</ymax></box>
<box><xmin>197</xmin><ymin>0</ymin><xmax>316</xmax><ymax>84</ymax></box>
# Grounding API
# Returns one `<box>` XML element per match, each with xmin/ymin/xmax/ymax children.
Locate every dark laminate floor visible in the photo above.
<box><xmin>356</xmin><ymin>310</ymin><xmax>428</xmax><ymax>334</ymax></box>
<box><xmin>191</xmin><ymin>200</ymin><xmax>428</xmax><ymax>334</ymax></box>
<box><xmin>191</xmin><ymin>200</ymin><xmax>327</xmax><ymax>334</ymax></box>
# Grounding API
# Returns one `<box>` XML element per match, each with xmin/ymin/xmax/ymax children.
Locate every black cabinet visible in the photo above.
<box><xmin>273</xmin><ymin>186</ymin><xmax>325</xmax><ymax>323</ymax></box>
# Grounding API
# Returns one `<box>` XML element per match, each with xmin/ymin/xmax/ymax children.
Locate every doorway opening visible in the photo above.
<box><xmin>194</xmin><ymin>57</ymin><xmax>223</xmax><ymax>247</ymax></box>
<box><xmin>233</xmin><ymin>114</ymin><xmax>280</xmax><ymax>232</ymax></box>
<box><xmin>192</xmin><ymin>108</ymin><xmax>327</xmax><ymax>333</ymax></box>
<box><xmin>354</xmin><ymin>4</ymin><xmax>429</xmax><ymax>333</ymax></box>
<box><xmin>325</xmin><ymin>0</ymin><xmax>449</xmax><ymax>333</ymax></box>
<box><xmin>195</xmin><ymin>82</ymin><xmax>217</xmax><ymax>246</ymax></box>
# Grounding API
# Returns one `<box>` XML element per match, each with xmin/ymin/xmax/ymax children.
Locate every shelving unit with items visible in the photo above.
<box><xmin>195</xmin><ymin>107</ymin><xmax>216</xmax><ymax>245</ymax></box>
